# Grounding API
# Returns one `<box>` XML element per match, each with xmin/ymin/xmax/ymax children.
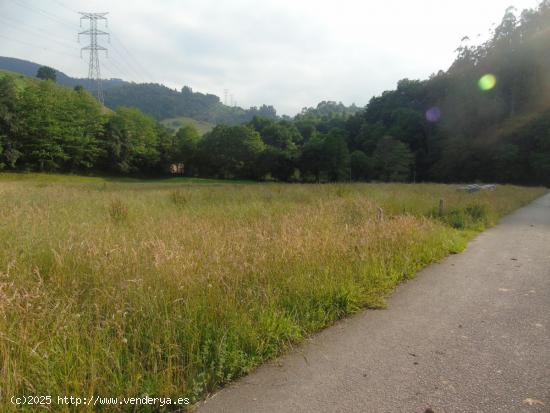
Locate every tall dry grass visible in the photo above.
<box><xmin>0</xmin><ymin>176</ymin><xmax>545</xmax><ymax>411</ymax></box>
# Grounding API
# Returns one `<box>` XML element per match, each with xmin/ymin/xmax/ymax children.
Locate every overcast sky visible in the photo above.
<box><xmin>0</xmin><ymin>0</ymin><xmax>542</xmax><ymax>115</ymax></box>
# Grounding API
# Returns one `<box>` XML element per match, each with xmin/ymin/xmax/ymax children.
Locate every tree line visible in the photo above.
<box><xmin>0</xmin><ymin>74</ymin><xmax>166</xmax><ymax>175</ymax></box>
<box><xmin>0</xmin><ymin>75</ymin><xmax>411</xmax><ymax>182</ymax></box>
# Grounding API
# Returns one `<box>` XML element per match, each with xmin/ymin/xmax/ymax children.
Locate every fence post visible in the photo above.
<box><xmin>438</xmin><ymin>198</ymin><xmax>444</xmax><ymax>217</ymax></box>
<box><xmin>376</xmin><ymin>207</ymin><xmax>384</xmax><ymax>222</ymax></box>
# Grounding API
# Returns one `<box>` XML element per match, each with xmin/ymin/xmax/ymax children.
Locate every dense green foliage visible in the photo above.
<box><xmin>36</xmin><ymin>65</ymin><xmax>56</xmax><ymax>82</ymax></box>
<box><xmin>0</xmin><ymin>73</ymin><xmax>151</xmax><ymax>174</ymax></box>
<box><xmin>184</xmin><ymin>1</ymin><xmax>549</xmax><ymax>184</ymax></box>
<box><xmin>341</xmin><ymin>2</ymin><xmax>550</xmax><ymax>185</ymax></box>
<box><xmin>0</xmin><ymin>73</ymin><xmax>105</xmax><ymax>172</ymax></box>
<box><xmin>0</xmin><ymin>72</ymin><xmax>352</xmax><ymax>180</ymax></box>
<box><xmin>1</xmin><ymin>2</ymin><xmax>549</xmax><ymax>185</ymax></box>
<box><xmin>103</xmin><ymin>83</ymin><xmax>278</xmax><ymax>124</ymax></box>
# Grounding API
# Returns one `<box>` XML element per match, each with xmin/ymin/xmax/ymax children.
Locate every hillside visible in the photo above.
<box><xmin>0</xmin><ymin>56</ymin><xmax>278</xmax><ymax>125</ymax></box>
<box><xmin>330</xmin><ymin>1</ymin><xmax>550</xmax><ymax>186</ymax></box>
<box><xmin>0</xmin><ymin>69</ymin><xmax>27</xmax><ymax>88</ymax></box>
<box><xmin>0</xmin><ymin>58</ymin><xmax>362</xmax><ymax>126</ymax></box>
<box><xmin>161</xmin><ymin>116</ymin><xmax>215</xmax><ymax>135</ymax></box>
<box><xmin>0</xmin><ymin>56</ymin><xmax>126</xmax><ymax>89</ymax></box>
<box><xmin>102</xmin><ymin>82</ymin><xmax>278</xmax><ymax>124</ymax></box>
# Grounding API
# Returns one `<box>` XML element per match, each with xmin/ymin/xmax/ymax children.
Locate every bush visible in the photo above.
<box><xmin>465</xmin><ymin>203</ymin><xmax>490</xmax><ymax>226</ymax></box>
<box><xmin>443</xmin><ymin>208</ymin><xmax>467</xmax><ymax>229</ymax></box>
<box><xmin>438</xmin><ymin>202</ymin><xmax>491</xmax><ymax>230</ymax></box>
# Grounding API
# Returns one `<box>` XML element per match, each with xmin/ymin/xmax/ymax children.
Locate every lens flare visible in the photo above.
<box><xmin>478</xmin><ymin>74</ymin><xmax>497</xmax><ymax>91</ymax></box>
<box><xmin>425</xmin><ymin>107</ymin><xmax>441</xmax><ymax>122</ymax></box>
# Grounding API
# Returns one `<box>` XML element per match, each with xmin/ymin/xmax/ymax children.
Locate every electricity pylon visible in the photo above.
<box><xmin>78</xmin><ymin>12</ymin><xmax>109</xmax><ymax>104</ymax></box>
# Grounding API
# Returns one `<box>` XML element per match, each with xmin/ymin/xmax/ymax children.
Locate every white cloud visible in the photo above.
<box><xmin>0</xmin><ymin>0</ymin><xmax>542</xmax><ymax>115</ymax></box>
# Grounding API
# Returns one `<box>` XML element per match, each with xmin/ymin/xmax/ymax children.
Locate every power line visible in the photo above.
<box><xmin>8</xmin><ymin>0</ymin><xmax>153</xmax><ymax>84</ymax></box>
<box><xmin>11</xmin><ymin>0</ymin><xmax>78</xmax><ymax>31</ymax></box>
<box><xmin>0</xmin><ymin>33</ymin><xmax>80</xmax><ymax>61</ymax></box>
<box><xmin>46</xmin><ymin>4</ymin><xmax>142</xmax><ymax>81</ymax></box>
<box><xmin>0</xmin><ymin>14</ymin><xmax>132</xmax><ymax>81</ymax></box>
<box><xmin>51</xmin><ymin>0</ymin><xmax>78</xmax><ymax>14</ymax></box>
<box><xmin>102</xmin><ymin>56</ymin><xmax>134</xmax><ymax>80</ymax></box>
<box><xmin>108</xmin><ymin>41</ymin><xmax>147</xmax><ymax>82</ymax></box>
<box><xmin>0</xmin><ymin>15</ymin><xmax>79</xmax><ymax>50</ymax></box>
<box><xmin>49</xmin><ymin>0</ymin><xmax>152</xmax><ymax>83</ymax></box>
<box><xmin>78</xmin><ymin>12</ymin><xmax>109</xmax><ymax>104</ymax></box>
<box><xmin>99</xmin><ymin>60</ymin><xmax>118</xmax><ymax>79</ymax></box>
<box><xmin>110</xmin><ymin>31</ymin><xmax>155</xmax><ymax>82</ymax></box>
<box><xmin>0</xmin><ymin>32</ymin><xmax>45</xmax><ymax>49</ymax></box>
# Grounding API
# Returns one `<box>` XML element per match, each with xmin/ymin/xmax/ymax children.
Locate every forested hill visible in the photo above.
<box><xmin>338</xmin><ymin>1</ymin><xmax>550</xmax><ymax>185</ymax></box>
<box><xmin>103</xmin><ymin>82</ymin><xmax>278</xmax><ymax>124</ymax></box>
<box><xmin>0</xmin><ymin>56</ymin><xmax>278</xmax><ymax>125</ymax></box>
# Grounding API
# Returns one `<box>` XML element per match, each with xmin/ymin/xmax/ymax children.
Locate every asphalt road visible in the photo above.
<box><xmin>197</xmin><ymin>193</ymin><xmax>550</xmax><ymax>413</ymax></box>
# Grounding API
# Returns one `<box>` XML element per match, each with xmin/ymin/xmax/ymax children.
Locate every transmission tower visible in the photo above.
<box><xmin>78</xmin><ymin>12</ymin><xmax>109</xmax><ymax>104</ymax></box>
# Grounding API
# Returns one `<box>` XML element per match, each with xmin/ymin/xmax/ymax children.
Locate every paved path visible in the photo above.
<box><xmin>197</xmin><ymin>193</ymin><xmax>550</xmax><ymax>413</ymax></box>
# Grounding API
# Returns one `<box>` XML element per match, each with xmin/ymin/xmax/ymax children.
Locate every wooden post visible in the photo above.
<box><xmin>376</xmin><ymin>207</ymin><xmax>384</xmax><ymax>222</ymax></box>
<box><xmin>438</xmin><ymin>198</ymin><xmax>444</xmax><ymax>217</ymax></box>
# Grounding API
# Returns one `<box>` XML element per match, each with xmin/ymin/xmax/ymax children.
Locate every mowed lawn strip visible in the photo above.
<box><xmin>0</xmin><ymin>176</ymin><xmax>545</xmax><ymax>411</ymax></box>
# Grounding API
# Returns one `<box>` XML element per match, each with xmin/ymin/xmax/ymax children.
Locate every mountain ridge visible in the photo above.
<box><xmin>0</xmin><ymin>56</ymin><xmax>279</xmax><ymax>125</ymax></box>
<box><xmin>0</xmin><ymin>56</ymin><xmax>126</xmax><ymax>89</ymax></box>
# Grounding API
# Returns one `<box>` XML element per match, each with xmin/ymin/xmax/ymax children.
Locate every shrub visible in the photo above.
<box><xmin>465</xmin><ymin>203</ymin><xmax>490</xmax><ymax>226</ymax></box>
<box><xmin>443</xmin><ymin>208</ymin><xmax>467</xmax><ymax>229</ymax></box>
<box><xmin>438</xmin><ymin>203</ymin><xmax>491</xmax><ymax>230</ymax></box>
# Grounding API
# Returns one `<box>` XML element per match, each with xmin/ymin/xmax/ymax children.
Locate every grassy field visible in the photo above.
<box><xmin>160</xmin><ymin>116</ymin><xmax>215</xmax><ymax>135</ymax></box>
<box><xmin>0</xmin><ymin>174</ymin><xmax>545</xmax><ymax>411</ymax></box>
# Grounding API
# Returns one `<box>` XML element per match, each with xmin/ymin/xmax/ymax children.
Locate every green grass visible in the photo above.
<box><xmin>160</xmin><ymin>116</ymin><xmax>215</xmax><ymax>135</ymax></box>
<box><xmin>0</xmin><ymin>172</ymin><xmax>255</xmax><ymax>186</ymax></box>
<box><xmin>0</xmin><ymin>69</ymin><xmax>35</xmax><ymax>90</ymax></box>
<box><xmin>0</xmin><ymin>174</ymin><xmax>545</xmax><ymax>411</ymax></box>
